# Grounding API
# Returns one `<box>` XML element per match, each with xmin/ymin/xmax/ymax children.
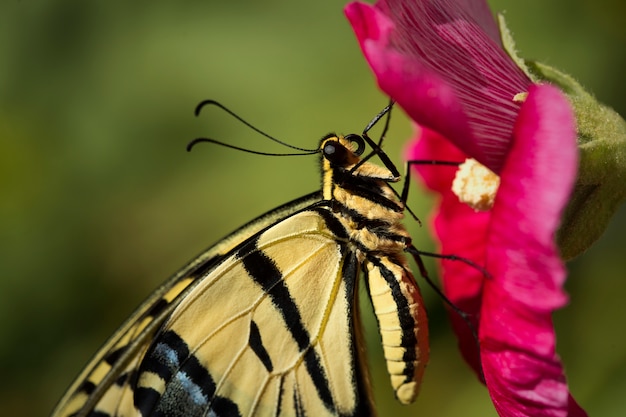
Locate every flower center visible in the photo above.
<box><xmin>451</xmin><ymin>159</ymin><xmax>500</xmax><ymax>211</ymax></box>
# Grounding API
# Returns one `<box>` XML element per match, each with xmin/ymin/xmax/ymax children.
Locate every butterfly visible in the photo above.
<box><xmin>51</xmin><ymin>101</ymin><xmax>431</xmax><ymax>417</ymax></box>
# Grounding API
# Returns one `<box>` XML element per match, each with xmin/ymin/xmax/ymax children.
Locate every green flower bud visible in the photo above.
<box><xmin>528</xmin><ymin>61</ymin><xmax>626</xmax><ymax>260</ymax></box>
<box><xmin>498</xmin><ymin>14</ymin><xmax>626</xmax><ymax>260</ymax></box>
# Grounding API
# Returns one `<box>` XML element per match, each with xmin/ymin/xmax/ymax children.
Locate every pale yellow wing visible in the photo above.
<box><xmin>52</xmin><ymin>130</ymin><xmax>432</xmax><ymax>417</ymax></box>
<box><xmin>61</xmin><ymin>208</ymin><xmax>374</xmax><ymax>417</ymax></box>
<box><xmin>104</xmin><ymin>209</ymin><xmax>375</xmax><ymax>417</ymax></box>
<box><xmin>51</xmin><ymin>192</ymin><xmax>322</xmax><ymax>417</ymax></box>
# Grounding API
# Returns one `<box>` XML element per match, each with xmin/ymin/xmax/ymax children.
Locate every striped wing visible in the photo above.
<box><xmin>52</xmin><ymin>131</ymin><xmax>431</xmax><ymax>417</ymax></box>
<box><xmin>51</xmin><ymin>193</ymin><xmax>323</xmax><ymax>417</ymax></box>
<box><xmin>91</xmin><ymin>208</ymin><xmax>374</xmax><ymax>417</ymax></box>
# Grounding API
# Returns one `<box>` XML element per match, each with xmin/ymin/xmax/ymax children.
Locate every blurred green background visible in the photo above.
<box><xmin>1</xmin><ymin>1</ymin><xmax>624</xmax><ymax>416</ymax></box>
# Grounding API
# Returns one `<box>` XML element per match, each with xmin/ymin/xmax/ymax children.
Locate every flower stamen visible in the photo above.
<box><xmin>513</xmin><ymin>92</ymin><xmax>528</xmax><ymax>103</ymax></box>
<box><xmin>452</xmin><ymin>158</ymin><xmax>500</xmax><ymax>211</ymax></box>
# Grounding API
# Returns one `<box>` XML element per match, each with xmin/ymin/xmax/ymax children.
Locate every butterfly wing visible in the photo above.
<box><xmin>51</xmin><ymin>192</ymin><xmax>324</xmax><ymax>417</ymax></box>
<box><xmin>109</xmin><ymin>208</ymin><xmax>374</xmax><ymax>417</ymax></box>
<box><xmin>53</xmin><ymin>130</ymin><xmax>431</xmax><ymax>417</ymax></box>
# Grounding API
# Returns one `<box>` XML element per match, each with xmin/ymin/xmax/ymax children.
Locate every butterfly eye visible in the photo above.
<box><xmin>344</xmin><ymin>134</ymin><xmax>366</xmax><ymax>156</ymax></box>
<box><xmin>323</xmin><ymin>140</ymin><xmax>350</xmax><ymax>166</ymax></box>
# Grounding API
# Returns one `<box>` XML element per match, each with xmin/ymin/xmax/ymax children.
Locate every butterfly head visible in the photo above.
<box><xmin>319</xmin><ymin>133</ymin><xmax>365</xmax><ymax>169</ymax></box>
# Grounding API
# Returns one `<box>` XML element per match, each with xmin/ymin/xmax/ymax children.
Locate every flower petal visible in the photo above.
<box><xmin>347</xmin><ymin>2</ymin><xmax>479</xmax><ymax>164</ymax></box>
<box><xmin>480</xmin><ymin>84</ymin><xmax>585</xmax><ymax>417</ymax></box>
<box><xmin>346</xmin><ymin>0</ymin><xmax>532</xmax><ymax>173</ymax></box>
<box><xmin>486</xmin><ymin>84</ymin><xmax>576</xmax><ymax>310</ymax></box>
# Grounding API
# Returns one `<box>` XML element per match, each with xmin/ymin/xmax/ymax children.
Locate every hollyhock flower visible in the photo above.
<box><xmin>344</xmin><ymin>1</ymin><xmax>600</xmax><ymax>416</ymax></box>
<box><xmin>345</xmin><ymin>0</ymin><xmax>626</xmax><ymax>262</ymax></box>
<box><xmin>411</xmin><ymin>86</ymin><xmax>586</xmax><ymax>417</ymax></box>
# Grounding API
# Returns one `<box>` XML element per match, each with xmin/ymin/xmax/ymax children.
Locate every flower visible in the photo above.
<box><xmin>411</xmin><ymin>85</ymin><xmax>586</xmax><ymax>417</ymax></box>
<box><xmin>345</xmin><ymin>1</ymin><xmax>589</xmax><ymax>416</ymax></box>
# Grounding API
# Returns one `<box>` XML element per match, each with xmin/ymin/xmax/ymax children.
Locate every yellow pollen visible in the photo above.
<box><xmin>451</xmin><ymin>158</ymin><xmax>500</xmax><ymax>211</ymax></box>
<box><xmin>513</xmin><ymin>92</ymin><xmax>528</xmax><ymax>103</ymax></box>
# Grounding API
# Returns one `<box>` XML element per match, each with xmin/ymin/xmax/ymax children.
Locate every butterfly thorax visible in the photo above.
<box><xmin>319</xmin><ymin>135</ymin><xmax>411</xmax><ymax>260</ymax></box>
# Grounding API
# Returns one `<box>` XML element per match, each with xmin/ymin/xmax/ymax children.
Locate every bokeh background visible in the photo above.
<box><xmin>1</xmin><ymin>1</ymin><xmax>625</xmax><ymax>416</ymax></box>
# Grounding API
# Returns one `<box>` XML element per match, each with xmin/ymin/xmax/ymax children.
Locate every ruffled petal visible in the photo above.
<box><xmin>480</xmin><ymin>84</ymin><xmax>585</xmax><ymax>417</ymax></box>
<box><xmin>346</xmin><ymin>0</ymin><xmax>531</xmax><ymax>172</ymax></box>
<box><xmin>352</xmin><ymin>2</ymin><xmax>588</xmax><ymax>415</ymax></box>
<box><xmin>347</xmin><ymin>3</ymin><xmax>477</xmax><ymax>163</ymax></box>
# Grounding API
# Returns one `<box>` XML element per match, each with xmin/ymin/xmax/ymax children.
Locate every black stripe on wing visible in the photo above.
<box><xmin>339</xmin><ymin>249</ymin><xmax>377</xmax><ymax>417</ymax></box>
<box><xmin>315</xmin><ymin>206</ymin><xmax>376</xmax><ymax>416</ymax></box>
<box><xmin>237</xmin><ymin>236</ymin><xmax>336</xmax><ymax>413</ymax></box>
<box><xmin>249</xmin><ymin>320</ymin><xmax>273</xmax><ymax>373</ymax></box>
<box><xmin>135</xmin><ymin>330</ymin><xmax>241</xmax><ymax>417</ymax></box>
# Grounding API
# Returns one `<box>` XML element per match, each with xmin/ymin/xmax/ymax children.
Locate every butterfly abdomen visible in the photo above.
<box><xmin>365</xmin><ymin>257</ymin><xmax>428</xmax><ymax>405</ymax></box>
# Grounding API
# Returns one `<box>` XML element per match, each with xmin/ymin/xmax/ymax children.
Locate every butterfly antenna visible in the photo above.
<box><xmin>186</xmin><ymin>137</ymin><xmax>317</xmax><ymax>156</ymax></box>
<box><xmin>195</xmin><ymin>100</ymin><xmax>316</xmax><ymax>152</ymax></box>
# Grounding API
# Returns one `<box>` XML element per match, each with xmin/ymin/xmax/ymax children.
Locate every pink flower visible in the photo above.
<box><xmin>345</xmin><ymin>1</ymin><xmax>588</xmax><ymax>416</ymax></box>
